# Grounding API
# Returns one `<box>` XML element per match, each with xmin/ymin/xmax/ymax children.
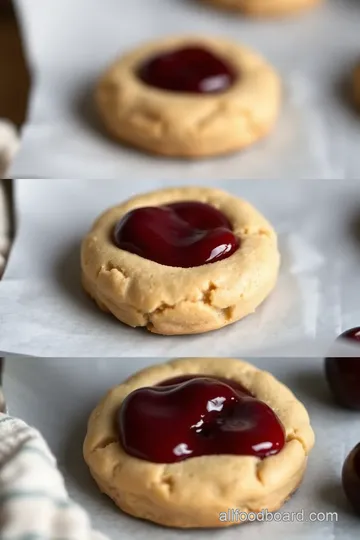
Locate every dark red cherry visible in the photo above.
<box><xmin>342</xmin><ymin>443</ymin><xmax>360</xmax><ymax>515</ymax></box>
<box><xmin>340</xmin><ymin>327</ymin><xmax>360</xmax><ymax>343</ymax></box>
<box><xmin>138</xmin><ymin>46</ymin><xmax>236</xmax><ymax>94</ymax></box>
<box><xmin>325</xmin><ymin>328</ymin><xmax>360</xmax><ymax>409</ymax></box>
<box><xmin>325</xmin><ymin>358</ymin><xmax>360</xmax><ymax>409</ymax></box>
<box><xmin>118</xmin><ymin>377</ymin><xmax>285</xmax><ymax>464</ymax></box>
<box><xmin>113</xmin><ymin>201</ymin><xmax>240</xmax><ymax>268</ymax></box>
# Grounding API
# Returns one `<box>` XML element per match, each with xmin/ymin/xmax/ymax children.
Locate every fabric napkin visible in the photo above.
<box><xmin>0</xmin><ymin>412</ymin><xmax>108</xmax><ymax>540</ymax></box>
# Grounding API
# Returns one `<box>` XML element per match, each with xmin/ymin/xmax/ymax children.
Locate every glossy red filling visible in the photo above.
<box><xmin>118</xmin><ymin>375</ymin><xmax>285</xmax><ymax>464</ymax></box>
<box><xmin>157</xmin><ymin>374</ymin><xmax>251</xmax><ymax>395</ymax></box>
<box><xmin>137</xmin><ymin>45</ymin><xmax>236</xmax><ymax>94</ymax></box>
<box><xmin>113</xmin><ymin>201</ymin><xmax>239</xmax><ymax>268</ymax></box>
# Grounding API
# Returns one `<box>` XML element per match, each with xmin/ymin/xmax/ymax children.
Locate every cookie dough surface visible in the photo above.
<box><xmin>84</xmin><ymin>357</ymin><xmax>315</xmax><ymax>528</ymax></box>
<box><xmin>81</xmin><ymin>186</ymin><xmax>280</xmax><ymax>335</ymax></box>
<box><xmin>201</xmin><ymin>0</ymin><xmax>321</xmax><ymax>16</ymax></box>
<box><xmin>96</xmin><ymin>36</ymin><xmax>281</xmax><ymax>157</ymax></box>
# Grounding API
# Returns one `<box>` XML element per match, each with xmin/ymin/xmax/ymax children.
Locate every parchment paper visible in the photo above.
<box><xmin>0</xmin><ymin>178</ymin><xmax>360</xmax><ymax>357</ymax></box>
<box><xmin>10</xmin><ymin>0</ymin><xmax>360</xmax><ymax>180</ymax></box>
<box><xmin>4</xmin><ymin>356</ymin><xmax>360</xmax><ymax>539</ymax></box>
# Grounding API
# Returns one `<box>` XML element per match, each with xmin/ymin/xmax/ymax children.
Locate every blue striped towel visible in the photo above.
<box><xmin>0</xmin><ymin>413</ymin><xmax>108</xmax><ymax>540</ymax></box>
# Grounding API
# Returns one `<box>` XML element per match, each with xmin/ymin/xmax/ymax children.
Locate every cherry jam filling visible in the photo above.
<box><xmin>157</xmin><ymin>374</ymin><xmax>251</xmax><ymax>395</ymax></box>
<box><xmin>113</xmin><ymin>201</ymin><xmax>240</xmax><ymax>268</ymax></box>
<box><xmin>118</xmin><ymin>376</ymin><xmax>285</xmax><ymax>464</ymax></box>
<box><xmin>137</xmin><ymin>45</ymin><xmax>236</xmax><ymax>94</ymax></box>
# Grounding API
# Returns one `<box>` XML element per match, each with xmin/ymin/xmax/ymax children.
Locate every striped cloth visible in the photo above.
<box><xmin>0</xmin><ymin>119</ymin><xmax>18</xmax><ymax>277</ymax></box>
<box><xmin>0</xmin><ymin>413</ymin><xmax>108</xmax><ymax>540</ymax></box>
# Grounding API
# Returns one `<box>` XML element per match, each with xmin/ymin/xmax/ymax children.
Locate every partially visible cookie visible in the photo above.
<box><xmin>200</xmin><ymin>0</ymin><xmax>321</xmax><ymax>17</ymax></box>
<box><xmin>353</xmin><ymin>64</ymin><xmax>360</xmax><ymax>110</ymax></box>
<box><xmin>84</xmin><ymin>357</ymin><xmax>315</xmax><ymax>528</ymax></box>
<box><xmin>96</xmin><ymin>36</ymin><xmax>281</xmax><ymax>158</ymax></box>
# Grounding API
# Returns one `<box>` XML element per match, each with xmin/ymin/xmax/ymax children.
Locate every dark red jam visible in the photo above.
<box><xmin>157</xmin><ymin>374</ymin><xmax>251</xmax><ymax>395</ymax></box>
<box><xmin>137</xmin><ymin>46</ymin><xmax>236</xmax><ymax>94</ymax></box>
<box><xmin>342</xmin><ymin>443</ymin><xmax>360</xmax><ymax>515</ymax></box>
<box><xmin>118</xmin><ymin>376</ymin><xmax>285</xmax><ymax>464</ymax></box>
<box><xmin>113</xmin><ymin>201</ymin><xmax>239</xmax><ymax>268</ymax></box>
<box><xmin>325</xmin><ymin>328</ymin><xmax>360</xmax><ymax>410</ymax></box>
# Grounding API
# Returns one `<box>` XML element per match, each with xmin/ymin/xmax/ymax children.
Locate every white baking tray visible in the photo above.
<box><xmin>0</xmin><ymin>178</ymin><xmax>360</xmax><ymax>358</ymax></box>
<box><xmin>4</xmin><ymin>356</ymin><xmax>360</xmax><ymax>539</ymax></box>
<box><xmin>11</xmin><ymin>0</ymin><xmax>360</xmax><ymax>180</ymax></box>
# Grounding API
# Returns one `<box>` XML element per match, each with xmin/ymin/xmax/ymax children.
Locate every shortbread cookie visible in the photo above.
<box><xmin>84</xmin><ymin>357</ymin><xmax>315</xmax><ymax>528</ymax></box>
<box><xmin>353</xmin><ymin>64</ymin><xmax>360</xmax><ymax>110</ymax></box>
<box><xmin>201</xmin><ymin>0</ymin><xmax>321</xmax><ymax>17</ymax></box>
<box><xmin>81</xmin><ymin>186</ymin><xmax>280</xmax><ymax>335</ymax></box>
<box><xmin>96</xmin><ymin>36</ymin><xmax>281</xmax><ymax>157</ymax></box>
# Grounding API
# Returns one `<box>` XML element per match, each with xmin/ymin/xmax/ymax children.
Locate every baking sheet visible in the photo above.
<box><xmin>4</xmin><ymin>356</ymin><xmax>360</xmax><ymax>539</ymax></box>
<box><xmin>0</xmin><ymin>178</ymin><xmax>360</xmax><ymax>358</ymax></box>
<box><xmin>11</xmin><ymin>0</ymin><xmax>360</xmax><ymax>180</ymax></box>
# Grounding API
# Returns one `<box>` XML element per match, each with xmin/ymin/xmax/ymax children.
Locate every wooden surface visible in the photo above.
<box><xmin>0</xmin><ymin>1</ymin><xmax>30</xmax><ymax>127</ymax></box>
